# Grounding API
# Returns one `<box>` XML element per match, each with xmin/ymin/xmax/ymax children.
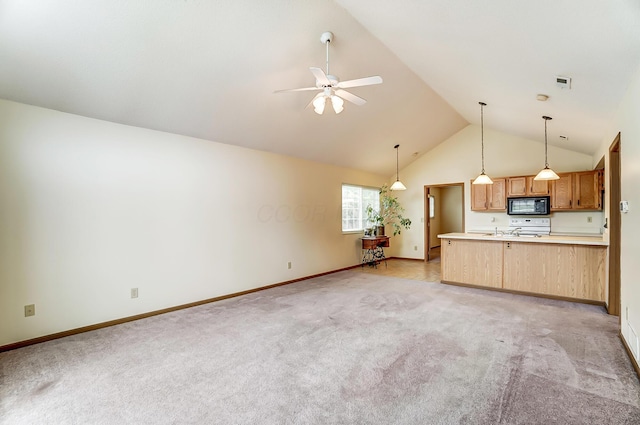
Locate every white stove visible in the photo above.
<box><xmin>509</xmin><ymin>218</ymin><xmax>551</xmax><ymax>236</ymax></box>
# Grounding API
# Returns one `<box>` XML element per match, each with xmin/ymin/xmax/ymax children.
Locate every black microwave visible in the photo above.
<box><xmin>507</xmin><ymin>196</ymin><xmax>551</xmax><ymax>215</ymax></box>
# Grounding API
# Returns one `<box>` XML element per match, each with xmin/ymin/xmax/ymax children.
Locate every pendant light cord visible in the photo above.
<box><xmin>543</xmin><ymin>116</ymin><xmax>552</xmax><ymax>168</ymax></box>
<box><xmin>394</xmin><ymin>144</ymin><xmax>400</xmax><ymax>180</ymax></box>
<box><xmin>544</xmin><ymin>117</ymin><xmax>549</xmax><ymax>168</ymax></box>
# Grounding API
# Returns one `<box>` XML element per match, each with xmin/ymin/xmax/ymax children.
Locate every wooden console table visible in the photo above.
<box><xmin>361</xmin><ymin>236</ymin><xmax>389</xmax><ymax>268</ymax></box>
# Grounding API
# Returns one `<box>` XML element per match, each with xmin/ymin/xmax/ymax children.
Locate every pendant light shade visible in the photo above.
<box><xmin>390</xmin><ymin>144</ymin><xmax>406</xmax><ymax>191</ymax></box>
<box><xmin>472</xmin><ymin>102</ymin><xmax>493</xmax><ymax>185</ymax></box>
<box><xmin>534</xmin><ymin>116</ymin><xmax>560</xmax><ymax>181</ymax></box>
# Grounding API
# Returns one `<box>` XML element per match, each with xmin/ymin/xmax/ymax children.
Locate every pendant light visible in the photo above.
<box><xmin>472</xmin><ymin>101</ymin><xmax>493</xmax><ymax>185</ymax></box>
<box><xmin>390</xmin><ymin>144</ymin><xmax>406</xmax><ymax>191</ymax></box>
<box><xmin>534</xmin><ymin>116</ymin><xmax>560</xmax><ymax>180</ymax></box>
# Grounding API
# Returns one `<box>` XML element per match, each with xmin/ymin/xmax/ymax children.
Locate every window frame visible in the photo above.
<box><xmin>341</xmin><ymin>184</ymin><xmax>381</xmax><ymax>234</ymax></box>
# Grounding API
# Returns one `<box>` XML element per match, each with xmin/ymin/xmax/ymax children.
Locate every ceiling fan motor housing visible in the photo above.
<box><xmin>320</xmin><ymin>31</ymin><xmax>333</xmax><ymax>44</ymax></box>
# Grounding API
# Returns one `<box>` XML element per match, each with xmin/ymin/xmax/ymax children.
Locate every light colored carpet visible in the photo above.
<box><xmin>2</xmin><ymin>271</ymin><xmax>639</xmax><ymax>424</ymax></box>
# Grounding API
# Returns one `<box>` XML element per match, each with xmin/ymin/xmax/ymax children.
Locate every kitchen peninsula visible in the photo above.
<box><xmin>438</xmin><ymin>233</ymin><xmax>608</xmax><ymax>304</ymax></box>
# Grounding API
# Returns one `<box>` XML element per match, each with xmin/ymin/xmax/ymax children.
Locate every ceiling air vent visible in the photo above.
<box><xmin>555</xmin><ymin>75</ymin><xmax>571</xmax><ymax>89</ymax></box>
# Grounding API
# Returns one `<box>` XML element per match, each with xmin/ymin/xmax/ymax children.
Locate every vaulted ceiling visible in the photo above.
<box><xmin>1</xmin><ymin>1</ymin><xmax>639</xmax><ymax>176</ymax></box>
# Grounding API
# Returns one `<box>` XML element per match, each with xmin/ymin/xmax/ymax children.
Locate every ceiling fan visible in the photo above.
<box><xmin>275</xmin><ymin>31</ymin><xmax>383</xmax><ymax>114</ymax></box>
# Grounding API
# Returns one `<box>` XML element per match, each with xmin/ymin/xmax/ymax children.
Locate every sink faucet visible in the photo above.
<box><xmin>509</xmin><ymin>227</ymin><xmax>522</xmax><ymax>237</ymax></box>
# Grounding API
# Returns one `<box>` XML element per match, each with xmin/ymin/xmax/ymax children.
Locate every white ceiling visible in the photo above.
<box><xmin>1</xmin><ymin>0</ymin><xmax>639</xmax><ymax>176</ymax></box>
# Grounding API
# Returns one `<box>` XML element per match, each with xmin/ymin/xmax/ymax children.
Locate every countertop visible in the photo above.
<box><xmin>438</xmin><ymin>232</ymin><xmax>608</xmax><ymax>246</ymax></box>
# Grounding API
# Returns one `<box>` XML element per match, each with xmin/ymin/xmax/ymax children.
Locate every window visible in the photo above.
<box><xmin>342</xmin><ymin>184</ymin><xmax>380</xmax><ymax>232</ymax></box>
<box><xmin>429</xmin><ymin>195</ymin><xmax>435</xmax><ymax>218</ymax></box>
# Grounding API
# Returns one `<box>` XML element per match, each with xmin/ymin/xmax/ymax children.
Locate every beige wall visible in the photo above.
<box><xmin>440</xmin><ymin>186</ymin><xmax>463</xmax><ymax>234</ymax></box>
<box><xmin>0</xmin><ymin>99</ymin><xmax>387</xmax><ymax>346</ymax></box>
<box><xmin>391</xmin><ymin>125</ymin><xmax>600</xmax><ymax>260</ymax></box>
<box><xmin>595</xmin><ymin>64</ymin><xmax>640</xmax><ymax>363</ymax></box>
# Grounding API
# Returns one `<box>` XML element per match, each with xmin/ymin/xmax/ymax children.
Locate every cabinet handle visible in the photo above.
<box><xmin>577</xmin><ymin>199</ymin><xmax>580</xmax><ymax>206</ymax></box>
<box><xmin>570</xmin><ymin>200</ymin><xmax>572</xmax><ymax>207</ymax></box>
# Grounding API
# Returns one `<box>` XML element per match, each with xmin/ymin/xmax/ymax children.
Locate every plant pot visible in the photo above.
<box><xmin>376</xmin><ymin>225</ymin><xmax>385</xmax><ymax>236</ymax></box>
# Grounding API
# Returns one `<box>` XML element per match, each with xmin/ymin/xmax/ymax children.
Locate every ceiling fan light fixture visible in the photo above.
<box><xmin>473</xmin><ymin>101</ymin><xmax>493</xmax><ymax>185</ymax></box>
<box><xmin>390</xmin><ymin>144</ymin><xmax>406</xmax><ymax>191</ymax></box>
<box><xmin>534</xmin><ymin>116</ymin><xmax>560</xmax><ymax>181</ymax></box>
<box><xmin>313</xmin><ymin>96</ymin><xmax>326</xmax><ymax>114</ymax></box>
<box><xmin>331</xmin><ymin>95</ymin><xmax>344</xmax><ymax>114</ymax></box>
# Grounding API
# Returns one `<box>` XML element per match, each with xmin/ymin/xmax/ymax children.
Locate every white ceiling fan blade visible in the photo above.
<box><xmin>336</xmin><ymin>75</ymin><xmax>383</xmax><ymax>89</ymax></box>
<box><xmin>309</xmin><ymin>67</ymin><xmax>331</xmax><ymax>86</ymax></box>
<box><xmin>274</xmin><ymin>86</ymin><xmax>321</xmax><ymax>93</ymax></box>
<box><xmin>335</xmin><ymin>89</ymin><xmax>366</xmax><ymax>106</ymax></box>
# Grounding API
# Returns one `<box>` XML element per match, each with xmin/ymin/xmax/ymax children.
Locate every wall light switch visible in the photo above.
<box><xmin>620</xmin><ymin>200</ymin><xmax>629</xmax><ymax>213</ymax></box>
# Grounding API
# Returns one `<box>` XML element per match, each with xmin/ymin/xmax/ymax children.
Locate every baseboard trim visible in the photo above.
<box><xmin>0</xmin><ymin>263</ymin><xmax>363</xmax><ymax>353</ymax></box>
<box><xmin>440</xmin><ymin>280</ymin><xmax>607</xmax><ymax>307</ymax></box>
<box><xmin>619</xmin><ymin>331</ymin><xmax>640</xmax><ymax>380</ymax></box>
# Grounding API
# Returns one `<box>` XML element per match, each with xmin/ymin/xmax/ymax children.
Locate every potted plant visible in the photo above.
<box><xmin>365</xmin><ymin>184</ymin><xmax>412</xmax><ymax>236</ymax></box>
<box><xmin>365</xmin><ymin>205</ymin><xmax>384</xmax><ymax>236</ymax></box>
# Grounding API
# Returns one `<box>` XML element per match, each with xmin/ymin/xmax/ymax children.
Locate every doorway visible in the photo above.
<box><xmin>424</xmin><ymin>183</ymin><xmax>465</xmax><ymax>262</ymax></box>
<box><xmin>608</xmin><ymin>134</ymin><xmax>621</xmax><ymax>316</ymax></box>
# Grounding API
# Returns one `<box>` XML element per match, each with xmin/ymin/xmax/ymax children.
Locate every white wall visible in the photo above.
<box><xmin>0</xmin><ymin>99</ymin><xmax>387</xmax><ymax>346</ymax></box>
<box><xmin>595</xmin><ymin>65</ymin><xmax>640</xmax><ymax>363</ymax></box>
<box><xmin>392</xmin><ymin>125</ymin><xmax>600</xmax><ymax>260</ymax></box>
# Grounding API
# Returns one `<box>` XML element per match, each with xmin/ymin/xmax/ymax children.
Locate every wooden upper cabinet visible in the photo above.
<box><xmin>470</xmin><ymin>178</ymin><xmax>506</xmax><ymax>211</ymax></box>
<box><xmin>528</xmin><ymin>177</ymin><xmax>550</xmax><ymax>196</ymax></box>
<box><xmin>507</xmin><ymin>177</ymin><xmax>527</xmax><ymax>197</ymax></box>
<box><xmin>471</xmin><ymin>180</ymin><xmax>489</xmax><ymax>211</ymax></box>
<box><xmin>474</xmin><ymin>170</ymin><xmax>601</xmax><ymax>212</ymax></box>
<box><xmin>574</xmin><ymin>170</ymin><xmax>602</xmax><ymax>210</ymax></box>
<box><xmin>507</xmin><ymin>176</ymin><xmax>549</xmax><ymax>197</ymax></box>
<box><xmin>488</xmin><ymin>178</ymin><xmax>506</xmax><ymax>210</ymax></box>
<box><xmin>551</xmin><ymin>173</ymin><xmax>573</xmax><ymax>210</ymax></box>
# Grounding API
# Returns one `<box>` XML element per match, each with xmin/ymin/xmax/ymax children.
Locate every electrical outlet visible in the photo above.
<box><xmin>24</xmin><ymin>304</ymin><xmax>35</xmax><ymax>317</ymax></box>
<box><xmin>131</xmin><ymin>288</ymin><xmax>138</xmax><ymax>299</ymax></box>
<box><xmin>287</xmin><ymin>262</ymin><xmax>292</xmax><ymax>269</ymax></box>
<box><xmin>587</xmin><ymin>216</ymin><xmax>592</xmax><ymax>223</ymax></box>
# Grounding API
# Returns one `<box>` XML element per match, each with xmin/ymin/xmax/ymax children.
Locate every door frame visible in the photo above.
<box><xmin>424</xmin><ymin>183</ymin><xmax>465</xmax><ymax>262</ymax></box>
<box><xmin>608</xmin><ymin>133</ymin><xmax>621</xmax><ymax>316</ymax></box>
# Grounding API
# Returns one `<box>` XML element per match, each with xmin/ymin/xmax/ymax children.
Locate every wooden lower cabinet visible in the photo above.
<box><xmin>503</xmin><ymin>242</ymin><xmax>606</xmax><ymax>301</ymax></box>
<box><xmin>441</xmin><ymin>239</ymin><xmax>503</xmax><ymax>288</ymax></box>
<box><xmin>441</xmin><ymin>238</ymin><xmax>606</xmax><ymax>302</ymax></box>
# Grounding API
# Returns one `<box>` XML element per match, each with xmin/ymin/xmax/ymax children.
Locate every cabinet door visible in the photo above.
<box><xmin>471</xmin><ymin>180</ymin><xmax>488</xmax><ymax>211</ymax></box>
<box><xmin>488</xmin><ymin>178</ymin><xmax>506</xmax><ymax>210</ymax></box>
<box><xmin>507</xmin><ymin>177</ymin><xmax>527</xmax><ymax>197</ymax></box>
<box><xmin>527</xmin><ymin>176</ymin><xmax>550</xmax><ymax>195</ymax></box>
<box><xmin>441</xmin><ymin>239</ymin><xmax>503</xmax><ymax>288</ymax></box>
<box><xmin>551</xmin><ymin>173</ymin><xmax>573</xmax><ymax>210</ymax></box>
<box><xmin>574</xmin><ymin>170</ymin><xmax>602</xmax><ymax>210</ymax></box>
<box><xmin>503</xmin><ymin>242</ymin><xmax>605</xmax><ymax>301</ymax></box>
